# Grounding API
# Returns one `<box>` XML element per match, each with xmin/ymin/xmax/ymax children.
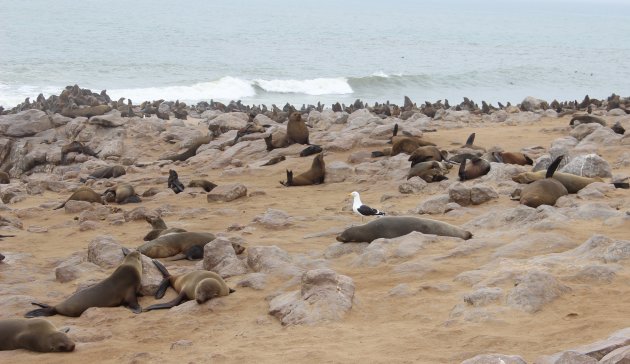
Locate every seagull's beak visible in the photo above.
<box><xmin>348</xmin><ymin>193</ymin><xmax>352</xmax><ymax>196</ymax></box>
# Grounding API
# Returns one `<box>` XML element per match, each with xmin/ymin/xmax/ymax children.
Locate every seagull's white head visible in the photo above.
<box><xmin>349</xmin><ymin>191</ymin><xmax>359</xmax><ymax>198</ymax></box>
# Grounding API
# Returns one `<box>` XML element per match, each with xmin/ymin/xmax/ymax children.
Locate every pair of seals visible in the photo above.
<box><xmin>408</xmin><ymin>146</ymin><xmax>448</xmax><ymax>167</ymax></box>
<box><xmin>187</xmin><ymin>179</ymin><xmax>217</xmax><ymax>192</ymax></box>
<box><xmin>137</xmin><ymin>232</ymin><xmax>216</xmax><ymax>260</ymax></box>
<box><xmin>407</xmin><ymin>161</ymin><xmax>451</xmax><ymax>182</ymax></box>
<box><xmin>103</xmin><ymin>184</ymin><xmax>141</xmax><ymax>204</ymax></box>
<box><xmin>519</xmin><ymin>156</ymin><xmax>568</xmax><ymax>208</ymax></box>
<box><xmin>458</xmin><ymin>156</ymin><xmax>491</xmax><ymax>181</ymax></box>
<box><xmin>53</xmin><ymin>186</ymin><xmax>104</xmax><ymax>210</ymax></box>
<box><xmin>144</xmin><ymin>260</ymin><xmax>233</xmax><ymax>311</ymax></box>
<box><xmin>336</xmin><ymin>216</ymin><xmax>472</xmax><ymax>243</ymax></box>
<box><xmin>168</xmin><ymin>169</ymin><xmax>185</xmax><ymax>194</ymax></box>
<box><xmin>491</xmin><ymin>152</ymin><xmax>533</xmax><ymax>165</ymax></box>
<box><xmin>280</xmin><ymin>153</ymin><xmax>325</xmax><ymax>186</ymax></box>
<box><xmin>143</xmin><ymin>216</ymin><xmax>187</xmax><ymax>241</ymax></box>
<box><xmin>0</xmin><ymin>318</ymin><xmax>75</xmax><ymax>352</ymax></box>
<box><xmin>25</xmin><ymin>249</ymin><xmax>143</xmax><ymax>317</ymax></box>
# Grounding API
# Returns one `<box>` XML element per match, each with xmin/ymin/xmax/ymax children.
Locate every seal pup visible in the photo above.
<box><xmin>300</xmin><ymin>145</ymin><xmax>323</xmax><ymax>157</ymax></box>
<box><xmin>84</xmin><ymin>165</ymin><xmax>126</xmax><ymax>180</ymax></box>
<box><xmin>262</xmin><ymin>155</ymin><xmax>286</xmax><ymax>166</ymax></box>
<box><xmin>103</xmin><ymin>183</ymin><xmax>141</xmax><ymax>204</ymax></box>
<box><xmin>570</xmin><ymin>114</ymin><xmax>607</xmax><ymax>127</ymax></box>
<box><xmin>349</xmin><ymin>191</ymin><xmax>385</xmax><ymax>222</ymax></box>
<box><xmin>408</xmin><ymin>146</ymin><xmax>448</xmax><ymax>167</ymax></box>
<box><xmin>167</xmin><ymin>169</ymin><xmax>185</xmax><ymax>194</ymax></box>
<box><xmin>280</xmin><ymin>153</ymin><xmax>325</xmax><ymax>187</ymax></box>
<box><xmin>519</xmin><ymin>156</ymin><xmax>568</xmax><ymax>208</ymax></box>
<box><xmin>491</xmin><ymin>151</ymin><xmax>533</xmax><ymax>165</ymax></box>
<box><xmin>286</xmin><ymin>111</ymin><xmax>309</xmax><ymax>145</ymax></box>
<box><xmin>458</xmin><ymin>156</ymin><xmax>491</xmax><ymax>181</ymax></box>
<box><xmin>144</xmin><ymin>260</ymin><xmax>234</xmax><ymax>311</ymax></box>
<box><xmin>0</xmin><ymin>318</ymin><xmax>75</xmax><ymax>352</ymax></box>
<box><xmin>137</xmin><ymin>232</ymin><xmax>216</xmax><ymax>260</ymax></box>
<box><xmin>336</xmin><ymin>216</ymin><xmax>472</xmax><ymax>243</ymax></box>
<box><xmin>407</xmin><ymin>161</ymin><xmax>450</xmax><ymax>182</ymax></box>
<box><xmin>53</xmin><ymin>186</ymin><xmax>104</xmax><ymax>210</ymax></box>
<box><xmin>25</xmin><ymin>249</ymin><xmax>143</xmax><ymax>317</ymax></box>
<box><xmin>143</xmin><ymin>216</ymin><xmax>187</xmax><ymax>241</ymax></box>
<box><xmin>187</xmin><ymin>179</ymin><xmax>217</xmax><ymax>192</ymax></box>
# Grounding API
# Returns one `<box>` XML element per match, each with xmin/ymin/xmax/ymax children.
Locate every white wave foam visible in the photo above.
<box><xmin>107</xmin><ymin>76</ymin><xmax>256</xmax><ymax>103</ymax></box>
<box><xmin>371</xmin><ymin>71</ymin><xmax>390</xmax><ymax>78</ymax></box>
<box><xmin>254</xmin><ymin>77</ymin><xmax>353</xmax><ymax>95</ymax></box>
<box><xmin>0</xmin><ymin>84</ymin><xmax>61</xmax><ymax>108</ymax></box>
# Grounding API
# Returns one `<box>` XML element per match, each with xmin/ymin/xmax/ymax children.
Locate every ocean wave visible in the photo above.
<box><xmin>253</xmin><ymin>77</ymin><xmax>353</xmax><ymax>95</ymax></box>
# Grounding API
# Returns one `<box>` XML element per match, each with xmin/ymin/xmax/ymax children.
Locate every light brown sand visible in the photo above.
<box><xmin>0</xmin><ymin>115</ymin><xmax>629</xmax><ymax>363</ymax></box>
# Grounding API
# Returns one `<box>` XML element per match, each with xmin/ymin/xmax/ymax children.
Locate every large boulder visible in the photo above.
<box><xmin>506</xmin><ymin>270</ymin><xmax>570</xmax><ymax>313</ymax></box>
<box><xmin>247</xmin><ymin>245</ymin><xmax>301</xmax><ymax>278</ymax></box>
<box><xmin>202</xmin><ymin>237</ymin><xmax>248</xmax><ymax>278</ymax></box>
<box><xmin>0</xmin><ymin>110</ymin><xmax>53</xmax><ymax>137</ymax></box>
<box><xmin>461</xmin><ymin>353</ymin><xmax>527</xmax><ymax>364</ymax></box>
<box><xmin>559</xmin><ymin>154</ymin><xmax>612</xmax><ymax>178</ymax></box>
<box><xmin>206</xmin><ymin>184</ymin><xmax>247</xmax><ymax>202</ymax></box>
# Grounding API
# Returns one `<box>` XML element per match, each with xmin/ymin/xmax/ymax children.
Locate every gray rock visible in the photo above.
<box><xmin>415</xmin><ymin>194</ymin><xmax>451</xmax><ymax>214</ymax></box>
<box><xmin>236</xmin><ymin>273</ymin><xmax>267</xmax><ymax>290</ymax></box>
<box><xmin>506</xmin><ymin>270</ymin><xmax>570</xmax><ymax>313</ymax></box>
<box><xmin>399</xmin><ymin>177</ymin><xmax>428</xmax><ymax>194</ymax></box>
<box><xmin>560</xmin><ymin>154</ymin><xmax>612</xmax><ymax>178</ymax></box>
<box><xmin>449</xmin><ymin>182</ymin><xmax>471</xmax><ymax>206</ymax></box>
<box><xmin>600</xmin><ymin>345</ymin><xmax>630</xmax><ymax>364</ymax></box>
<box><xmin>206</xmin><ymin>183</ymin><xmax>247</xmax><ymax>202</ymax></box>
<box><xmin>63</xmin><ymin>200</ymin><xmax>94</xmax><ymax>213</ymax></box>
<box><xmin>207</xmin><ymin>112</ymin><xmax>248</xmax><ymax>132</ymax></box>
<box><xmin>252</xmin><ymin>208</ymin><xmax>292</xmax><ymax>229</ymax></box>
<box><xmin>325</xmin><ymin>161</ymin><xmax>353</xmax><ymax>183</ymax></box>
<box><xmin>463</xmin><ymin>287</ymin><xmax>503</xmax><ymax>307</ymax></box>
<box><xmin>0</xmin><ymin>110</ymin><xmax>53</xmax><ymax>137</ymax></box>
<box><xmin>87</xmin><ymin>111</ymin><xmax>125</xmax><ymax>128</ymax></box>
<box><xmin>470</xmin><ymin>184</ymin><xmax>498</xmax><ymax>205</ymax></box>
<box><xmin>493</xmin><ymin>233</ymin><xmax>576</xmax><ymax>259</ymax></box>
<box><xmin>323</xmin><ymin>242</ymin><xmax>369</xmax><ymax>259</ymax></box>
<box><xmin>247</xmin><ymin>245</ymin><xmax>301</xmax><ymax>278</ymax></box>
<box><xmin>268</xmin><ymin>268</ymin><xmax>355</xmax><ymax>326</ymax></box>
<box><xmin>461</xmin><ymin>353</ymin><xmax>527</xmax><ymax>364</ymax></box>
<box><xmin>536</xmin><ymin>328</ymin><xmax>630</xmax><ymax>363</ymax></box>
<box><xmin>55</xmin><ymin>254</ymin><xmax>101</xmax><ymax>283</ymax></box>
<box><xmin>202</xmin><ymin>237</ymin><xmax>248</xmax><ymax>278</ymax></box>
<box><xmin>520</xmin><ymin>96</ymin><xmax>547</xmax><ymax>112</ymax></box>
<box><xmin>570</xmin><ymin>123</ymin><xmax>603</xmax><ymax>141</ymax></box>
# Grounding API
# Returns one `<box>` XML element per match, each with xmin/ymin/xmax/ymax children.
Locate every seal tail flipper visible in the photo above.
<box><xmin>465</xmin><ymin>133</ymin><xmax>476</xmax><ymax>146</ymax></box>
<box><xmin>52</xmin><ymin>202</ymin><xmax>66</xmax><ymax>210</ymax></box>
<box><xmin>613</xmin><ymin>182</ymin><xmax>630</xmax><ymax>189</ymax></box>
<box><xmin>25</xmin><ymin>302</ymin><xmax>56</xmax><ymax>317</ymax></box>
<box><xmin>229</xmin><ymin>288</ymin><xmax>236</xmax><ymax>294</ymax></box>
<box><xmin>371</xmin><ymin>151</ymin><xmax>385</xmax><ymax>158</ymax></box>
<box><xmin>392</xmin><ymin>123</ymin><xmax>398</xmax><ymax>137</ymax></box>
<box><xmin>155</xmin><ymin>278</ymin><xmax>171</xmax><ymax>299</ymax></box>
<box><xmin>143</xmin><ymin>292</ymin><xmax>186</xmax><ymax>311</ymax></box>
<box><xmin>152</xmin><ymin>259</ymin><xmax>171</xmax><ymax>278</ymax></box>
<box><xmin>163</xmin><ymin>253</ymin><xmax>187</xmax><ymax>261</ymax></box>
<box><xmin>524</xmin><ymin>155</ymin><xmax>534</xmax><ymax>165</ymax></box>
<box><xmin>546</xmin><ymin>155</ymin><xmax>564</xmax><ymax>178</ymax></box>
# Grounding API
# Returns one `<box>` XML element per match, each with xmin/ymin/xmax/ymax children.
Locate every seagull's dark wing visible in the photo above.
<box><xmin>357</xmin><ymin>204</ymin><xmax>380</xmax><ymax>216</ymax></box>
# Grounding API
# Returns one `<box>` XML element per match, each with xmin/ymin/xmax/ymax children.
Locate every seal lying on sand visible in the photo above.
<box><xmin>144</xmin><ymin>260</ymin><xmax>234</xmax><ymax>311</ymax></box>
<box><xmin>519</xmin><ymin>156</ymin><xmax>568</xmax><ymax>208</ymax></box>
<box><xmin>143</xmin><ymin>216</ymin><xmax>187</xmax><ymax>241</ymax></box>
<box><xmin>336</xmin><ymin>216</ymin><xmax>472</xmax><ymax>243</ymax></box>
<box><xmin>25</xmin><ymin>249</ymin><xmax>143</xmax><ymax>317</ymax></box>
<box><xmin>0</xmin><ymin>318</ymin><xmax>75</xmax><ymax>352</ymax></box>
<box><xmin>85</xmin><ymin>165</ymin><xmax>126</xmax><ymax>180</ymax></box>
<box><xmin>262</xmin><ymin>155</ymin><xmax>286</xmax><ymax>166</ymax></box>
<box><xmin>513</xmin><ymin>169</ymin><xmax>629</xmax><ymax>193</ymax></box>
<box><xmin>280</xmin><ymin>153</ymin><xmax>325</xmax><ymax>187</ymax></box>
<box><xmin>53</xmin><ymin>186</ymin><xmax>104</xmax><ymax>210</ymax></box>
<box><xmin>167</xmin><ymin>169</ymin><xmax>185</xmax><ymax>194</ymax></box>
<box><xmin>300</xmin><ymin>145</ymin><xmax>322</xmax><ymax>157</ymax></box>
<box><xmin>187</xmin><ymin>179</ymin><xmax>217</xmax><ymax>192</ymax></box>
<box><xmin>137</xmin><ymin>232</ymin><xmax>216</xmax><ymax>260</ymax></box>
<box><xmin>103</xmin><ymin>184</ymin><xmax>141</xmax><ymax>204</ymax></box>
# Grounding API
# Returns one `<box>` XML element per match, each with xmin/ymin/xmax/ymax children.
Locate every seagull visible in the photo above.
<box><xmin>349</xmin><ymin>191</ymin><xmax>385</xmax><ymax>222</ymax></box>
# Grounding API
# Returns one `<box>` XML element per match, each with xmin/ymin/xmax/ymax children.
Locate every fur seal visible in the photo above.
<box><xmin>0</xmin><ymin>253</ymin><xmax>4</xmax><ymax>262</ymax></box>
<box><xmin>0</xmin><ymin>171</ymin><xmax>10</xmax><ymax>184</ymax></box>
<box><xmin>187</xmin><ymin>179</ymin><xmax>217</xmax><ymax>192</ymax></box>
<box><xmin>286</xmin><ymin>112</ymin><xmax>309</xmax><ymax>145</ymax></box>
<box><xmin>491</xmin><ymin>151</ymin><xmax>533</xmax><ymax>165</ymax></box>
<box><xmin>389</xmin><ymin>124</ymin><xmax>436</xmax><ymax>147</ymax></box>
<box><xmin>137</xmin><ymin>232</ymin><xmax>216</xmax><ymax>260</ymax></box>
<box><xmin>143</xmin><ymin>216</ymin><xmax>187</xmax><ymax>241</ymax></box>
<box><xmin>280</xmin><ymin>153</ymin><xmax>325</xmax><ymax>187</ymax></box>
<box><xmin>407</xmin><ymin>161</ymin><xmax>450</xmax><ymax>182</ymax></box>
<box><xmin>262</xmin><ymin>155</ymin><xmax>286</xmax><ymax>166</ymax></box>
<box><xmin>570</xmin><ymin>114</ymin><xmax>606</xmax><ymax>126</ymax></box>
<box><xmin>391</xmin><ymin>137</ymin><xmax>435</xmax><ymax>156</ymax></box>
<box><xmin>167</xmin><ymin>169</ymin><xmax>185</xmax><ymax>194</ymax></box>
<box><xmin>86</xmin><ymin>165</ymin><xmax>126</xmax><ymax>180</ymax></box>
<box><xmin>336</xmin><ymin>216</ymin><xmax>472</xmax><ymax>243</ymax></box>
<box><xmin>161</xmin><ymin>135</ymin><xmax>212</xmax><ymax>162</ymax></box>
<box><xmin>53</xmin><ymin>186</ymin><xmax>104</xmax><ymax>210</ymax></box>
<box><xmin>25</xmin><ymin>250</ymin><xmax>143</xmax><ymax>317</ymax></box>
<box><xmin>519</xmin><ymin>156</ymin><xmax>568</xmax><ymax>208</ymax></box>
<box><xmin>0</xmin><ymin>318</ymin><xmax>75</xmax><ymax>352</ymax></box>
<box><xmin>264</xmin><ymin>132</ymin><xmax>289</xmax><ymax>151</ymax></box>
<box><xmin>61</xmin><ymin>141</ymin><xmax>97</xmax><ymax>164</ymax></box>
<box><xmin>300</xmin><ymin>145</ymin><xmax>323</xmax><ymax>157</ymax></box>
<box><xmin>512</xmin><ymin>170</ymin><xmax>628</xmax><ymax>193</ymax></box>
<box><xmin>408</xmin><ymin>146</ymin><xmax>448</xmax><ymax>166</ymax></box>
<box><xmin>458</xmin><ymin>156</ymin><xmax>491</xmax><ymax>181</ymax></box>
<box><xmin>104</xmin><ymin>184</ymin><xmax>141</xmax><ymax>204</ymax></box>
<box><xmin>461</xmin><ymin>133</ymin><xmax>486</xmax><ymax>152</ymax></box>
<box><xmin>144</xmin><ymin>260</ymin><xmax>233</xmax><ymax>311</ymax></box>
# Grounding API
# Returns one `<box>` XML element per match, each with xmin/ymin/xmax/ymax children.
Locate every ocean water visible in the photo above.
<box><xmin>1</xmin><ymin>0</ymin><xmax>629</xmax><ymax>108</ymax></box>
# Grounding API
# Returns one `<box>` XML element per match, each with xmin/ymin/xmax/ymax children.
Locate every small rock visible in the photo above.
<box><xmin>206</xmin><ymin>183</ymin><xmax>247</xmax><ymax>202</ymax></box>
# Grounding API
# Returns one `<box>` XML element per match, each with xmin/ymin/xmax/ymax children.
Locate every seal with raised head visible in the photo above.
<box><xmin>570</xmin><ymin>114</ymin><xmax>607</xmax><ymax>126</ymax></box>
<box><xmin>389</xmin><ymin>123</ymin><xmax>436</xmax><ymax>147</ymax></box>
<box><xmin>53</xmin><ymin>186</ymin><xmax>104</xmax><ymax>210</ymax></box>
<box><xmin>104</xmin><ymin>183</ymin><xmax>141</xmax><ymax>204</ymax></box>
<box><xmin>187</xmin><ymin>179</ymin><xmax>217</xmax><ymax>192</ymax></box>
<box><xmin>286</xmin><ymin>111</ymin><xmax>309</xmax><ymax>145</ymax></box>
<box><xmin>143</xmin><ymin>216</ymin><xmax>187</xmax><ymax>241</ymax></box>
<box><xmin>137</xmin><ymin>232</ymin><xmax>216</xmax><ymax>260</ymax></box>
<box><xmin>144</xmin><ymin>260</ymin><xmax>234</xmax><ymax>311</ymax></box>
<box><xmin>167</xmin><ymin>169</ymin><xmax>185</xmax><ymax>194</ymax></box>
<box><xmin>0</xmin><ymin>318</ymin><xmax>75</xmax><ymax>352</ymax></box>
<box><xmin>280</xmin><ymin>153</ymin><xmax>325</xmax><ymax>187</ymax></box>
<box><xmin>336</xmin><ymin>216</ymin><xmax>472</xmax><ymax>243</ymax></box>
<box><xmin>408</xmin><ymin>146</ymin><xmax>448</xmax><ymax>167</ymax></box>
<box><xmin>519</xmin><ymin>156</ymin><xmax>568</xmax><ymax>208</ymax></box>
<box><xmin>458</xmin><ymin>156</ymin><xmax>491</xmax><ymax>181</ymax></box>
<box><xmin>491</xmin><ymin>151</ymin><xmax>533</xmax><ymax>165</ymax></box>
<box><xmin>25</xmin><ymin>250</ymin><xmax>143</xmax><ymax>317</ymax></box>
<box><xmin>407</xmin><ymin>161</ymin><xmax>450</xmax><ymax>182</ymax></box>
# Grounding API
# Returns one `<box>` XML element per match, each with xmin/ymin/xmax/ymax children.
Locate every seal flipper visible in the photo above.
<box><xmin>229</xmin><ymin>288</ymin><xmax>235</xmax><ymax>294</ymax></box>
<box><xmin>546</xmin><ymin>155</ymin><xmax>564</xmax><ymax>179</ymax></box>
<box><xmin>524</xmin><ymin>155</ymin><xmax>534</xmax><ymax>165</ymax></box>
<box><xmin>184</xmin><ymin>245</ymin><xmax>204</xmax><ymax>260</ymax></box>
<box><xmin>125</xmin><ymin>290</ymin><xmax>142</xmax><ymax>314</ymax></box>
<box><xmin>458</xmin><ymin>157</ymin><xmax>468</xmax><ymax>181</ymax></box>
<box><xmin>371</xmin><ymin>151</ymin><xmax>385</xmax><ymax>158</ymax></box>
<box><xmin>25</xmin><ymin>302</ymin><xmax>57</xmax><ymax>317</ymax></box>
<box><xmin>52</xmin><ymin>202</ymin><xmax>66</xmax><ymax>210</ymax></box>
<box><xmin>144</xmin><ymin>292</ymin><xmax>187</xmax><ymax>311</ymax></box>
<box><xmin>613</xmin><ymin>182</ymin><xmax>630</xmax><ymax>189</ymax></box>
<box><xmin>465</xmin><ymin>133</ymin><xmax>476</xmax><ymax>146</ymax></box>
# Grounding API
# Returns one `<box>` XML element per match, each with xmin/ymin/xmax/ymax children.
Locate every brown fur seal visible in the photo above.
<box><xmin>0</xmin><ymin>171</ymin><xmax>10</xmax><ymax>184</ymax></box>
<box><xmin>143</xmin><ymin>216</ymin><xmax>187</xmax><ymax>241</ymax></box>
<box><xmin>513</xmin><ymin>170</ymin><xmax>628</xmax><ymax>193</ymax></box>
<box><xmin>25</xmin><ymin>250</ymin><xmax>143</xmax><ymax>317</ymax></box>
<box><xmin>144</xmin><ymin>260</ymin><xmax>233</xmax><ymax>311</ymax></box>
<box><xmin>336</xmin><ymin>216</ymin><xmax>472</xmax><ymax>243</ymax></box>
<box><xmin>389</xmin><ymin>124</ymin><xmax>436</xmax><ymax>147</ymax></box>
<box><xmin>519</xmin><ymin>156</ymin><xmax>568</xmax><ymax>207</ymax></box>
<box><xmin>0</xmin><ymin>318</ymin><xmax>75</xmax><ymax>352</ymax></box>
<box><xmin>461</xmin><ymin>133</ymin><xmax>486</xmax><ymax>152</ymax></box>
<box><xmin>0</xmin><ymin>253</ymin><xmax>4</xmax><ymax>262</ymax></box>
<box><xmin>458</xmin><ymin>156</ymin><xmax>491</xmax><ymax>181</ymax></box>
<box><xmin>104</xmin><ymin>183</ymin><xmax>141</xmax><ymax>204</ymax></box>
<box><xmin>53</xmin><ymin>186</ymin><xmax>104</xmax><ymax>210</ymax></box>
<box><xmin>391</xmin><ymin>137</ymin><xmax>436</xmax><ymax>156</ymax></box>
<box><xmin>408</xmin><ymin>146</ymin><xmax>448</xmax><ymax>166</ymax></box>
<box><xmin>86</xmin><ymin>165</ymin><xmax>126</xmax><ymax>180</ymax></box>
<box><xmin>137</xmin><ymin>232</ymin><xmax>216</xmax><ymax>260</ymax></box>
<box><xmin>491</xmin><ymin>151</ymin><xmax>533</xmax><ymax>165</ymax></box>
<box><xmin>61</xmin><ymin>141</ymin><xmax>97</xmax><ymax>164</ymax></box>
<box><xmin>407</xmin><ymin>161</ymin><xmax>450</xmax><ymax>182</ymax></box>
<box><xmin>264</xmin><ymin>132</ymin><xmax>289</xmax><ymax>151</ymax></box>
<box><xmin>262</xmin><ymin>155</ymin><xmax>286</xmax><ymax>166</ymax></box>
<box><xmin>167</xmin><ymin>169</ymin><xmax>185</xmax><ymax>194</ymax></box>
<box><xmin>570</xmin><ymin>114</ymin><xmax>607</xmax><ymax>126</ymax></box>
<box><xmin>286</xmin><ymin>112</ymin><xmax>309</xmax><ymax>145</ymax></box>
<box><xmin>280</xmin><ymin>153</ymin><xmax>325</xmax><ymax>186</ymax></box>
<box><xmin>161</xmin><ymin>135</ymin><xmax>212</xmax><ymax>162</ymax></box>
<box><xmin>187</xmin><ymin>179</ymin><xmax>217</xmax><ymax>192</ymax></box>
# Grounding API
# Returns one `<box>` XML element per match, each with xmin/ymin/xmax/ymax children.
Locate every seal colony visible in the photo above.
<box><xmin>0</xmin><ymin>87</ymin><xmax>629</xmax><ymax>361</ymax></box>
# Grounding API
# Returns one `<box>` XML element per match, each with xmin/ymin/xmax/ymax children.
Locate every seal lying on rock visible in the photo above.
<box><xmin>0</xmin><ymin>318</ymin><xmax>75</xmax><ymax>352</ymax></box>
<box><xmin>160</xmin><ymin>135</ymin><xmax>212</xmax><ymax>162</ymax></box>
<box><xmin>25</xmin><ymin>249</ymin><xmax>143</xmax><ymax>317</ymax></box>
<box><xmin>407</xmin><ymin>161</ymin><xmax>450</xmax><ymax>182</ymax></box>
<box><xmin>519</xmin><ymin>156</ymin><xmax>568</xmax><ymax>208</ymax></box>
<box><xmin>53</xmin><ymin>186</ymin><xmax>104</xmax><ymax>210</ymax></box>
<box><xmin>137</xmin><ymin>232</ymin><xmax>216</xmax><ymax>260</ymax></box>
<box><xmin>144</xmin><ymin>260</ymin><xmax>234</xmax><ymax>311</ymax></box>
<box><xmin>513</xmin><ymin>169</ymin><xmax>629</xmax><ymax>193</ymax></box>
<box><xmin>491</xmin><ymin>151</ymin><xmax>533</xmax><ymax>165</ymax></box>
<box><xmin>336</xmin><ymin>216</ymin><xmax>472</xmax><ymax>243</ymax></box>
<box><xmin>458</xmin><ymin>156</ymin><xmax>491</xmax><ymax>181</ymax></box>
<box><xmin>61</xmin><ymin>141</ymin><xmax>97</xmax><ymax>164</ymax></box>
<box><xmin>408</xmin><ymin>146</ymin><xmax>448</xmax><ymax>167</ymax></box>
<box><xmin>280</xmin><ymin>153</ymin><xmax>325</xmax><ymax>187</ymax></box>
<box><xmin>570</xmin><ymin>114</ymin><xmax>606</xmax><ymax>126</ymax></box>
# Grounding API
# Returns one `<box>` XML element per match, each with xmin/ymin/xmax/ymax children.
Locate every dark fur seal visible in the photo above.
<box><xmin>336</xmin><ymin>216</ymin><xmax>472</xmax><ymax>243</ymax></box>
<box><xmin>167</xmin><ymin>169</ymin><xmax>185</xmax><ymax>194</ymax></box>
<box><xmin>137</xmin><ymin>232</ymin><xmax>216</xmax><ymax>260</ymax></box>
<box><xmin>491</xmin><ymin>151</ymin><xmax>533</xmax><ymax>165</ymax></box>
<box><xmin>300</xmin><ymin>145</ymin><xmax>323</xmax><ymax>157</ymax></box>
<box><xmin>144</xmin><ymin>260</ymin><xmax>233</xmax><ymax>311</ymax></box>
<box><xmin>87</xmin><ymin>165</ymin><xmax>126</xmax><ymax>180</ymax></box>
<box><xmin>25</xmin><ymin>250</ymin><xmax>143</xmax><ymax>317</ymax></box>
<box><xmin>0</xmin><ymin>171</ymin><xmax>10</xmax><ymax>184</ymax></box>
<box><xmin>570</xmin><ymin>114</ymin><xmax>607</xmax><ymax>126</ymax></box>
<box><xmin>407</xmin><ymin>161</ymin><xmax>450</xmax><ymax>182</ymax></box>
<box><xmin>458</xmin><ymin>156</ymin><xmax>491</xmax><ymax>181</ymax></box>
<box><xmin>0</xmin><ymin>318</ymin><xmax>75</xmax><ymax>352</ymax></box>
<box><xmin>143</xmin><ymin>216</ymin><xmax>187</xmax><ymax>241</ymax></box>
<box><xmin>262</xmin><ymin>155</ymin><xmax>286</xmax><ymax>166</ymax></box>
<box><xmin>519</xmin><ymin>156</ymin><xmax>568</xmax><ymax>208</ymax></box>
<box><xmin>286</xmin><ymin>112</ymin><xmax>309</xmax><ymax>144</ymax></box>
<box><xmin>53</xmin><ymin>186</ymin><xmax>104</xmax><ymax>210</ymax></box>
<box><xmin>187</xmin><ymin>179</ymin><xmax>217</xmax><ymax>192</ymax></box>
<box><xmin>0</xmin><ymin>253</ymin><xmax>4</xmax><ymax>262</ymax></box>
<box><xmin>61</xmin><ymin>141</ymin><xmax>97</xmax><ymax>164</ymax></box>
<box><xmin>161</xmin><ymin>135</ymin><xmax>212</xmax><ymax>162</ymax></box>
<box><xmin>280</xmin><ymin>153</ymin><xmax>325</xmax><ymax>187</ymax></box>
<box><xmin>408</xmin><ymin>146</ymin><xmax>448</xmax><ymax>166</ymax></box>
<box><xmin>104</xmin><ymin>183</ymin><xmax>141</xmax><ymax>204</ymax></box>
